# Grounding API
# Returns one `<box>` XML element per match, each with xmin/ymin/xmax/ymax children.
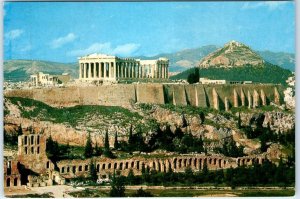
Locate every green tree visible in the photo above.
<box><xmin>127</xmin><ymin>169</ymin><xmax>135</xmax><ymax>185</ymax></box>
<box><xmin>114</xmin><ymin>131</ymin><xmax>119</xmax><ymax>150</ymax></box>
<box><xmin>110</xmin><ymin>171</ymin><xmax>125</xmax><ymax>197</ymax></box>
<box><xmin>94</xmin><ymin>142</ymin><xmax>102</xmax><ymax>156</ymax></box>
<box><xmin>17</xmin><ymin>125</ymin><xmax>23</xmax><ymax>136</ymax></box>
<box><xmin>104</xmin><ymin>129</ymin><xmax>110</xmax><ymax>151</ymax></box>
<box><xmin>181</xmin><ymin>113</ymin><xmax>188</xmax><ymax>128</ymax></box>
<box><xmin>89</xmin><ymin>160</ymin><xmax>98</xmax><ymax>182</ymax></box>
<box><xmin>132</xmin><ymin>188</ymin><xmax>153</xmax><ymax>197</ymax></box>
<box><xmin>84</xmin><ymin>132</ymin><xmax>93</xmax><ymax>158</ymax></box>
<box><xmin>199</xmin><ymin>111</ymin><xmax>205</xmax><ymax>125</ymax></box>
<box><xmin>187</xmin><ymin>67</ymin><xmax>200</xmax><ymax>84</ymax></box>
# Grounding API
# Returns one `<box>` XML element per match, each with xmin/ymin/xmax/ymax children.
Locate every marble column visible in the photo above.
<box><xmin>93</xmin><ymin>63</ymin><xmax>96</xmax><ymax>78</ymax></box>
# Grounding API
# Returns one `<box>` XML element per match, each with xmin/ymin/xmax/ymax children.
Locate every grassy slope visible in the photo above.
<box><xmin>171</xmin><ymin>62</ymin><xmax>291</xmax><ymax>85</ymax></box>
<box><xmin>6</xmin><ymin>97</ymin><xmax>142</xmax><ymax>128</ymax></box>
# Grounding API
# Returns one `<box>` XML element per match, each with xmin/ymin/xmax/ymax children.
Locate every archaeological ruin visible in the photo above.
<box><xmin>78</xmin><ymin>54</ymin><xmax>169</xmax><ymax>82</ymax></box>
<box><xmin>4</xmin><ymin>132</ymin><xmax>269</xmax><ymax>188</ymax></box>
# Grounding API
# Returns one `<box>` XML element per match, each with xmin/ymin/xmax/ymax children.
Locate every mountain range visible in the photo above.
<box><xmin>3</xmin><ymin>42</ymin><xmax>295</xmax><ymax>82</ymax></box>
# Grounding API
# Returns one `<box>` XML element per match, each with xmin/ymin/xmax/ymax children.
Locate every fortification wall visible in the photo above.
<box><xmin>4</xmin><ymin>83</ymin><xmax>284</xmax><ymax>110</ymax></box>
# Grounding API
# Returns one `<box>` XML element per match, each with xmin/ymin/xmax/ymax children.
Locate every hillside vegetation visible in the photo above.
<box><xmin>171</xmin><ymin>62</ymin><xmax>291</xmax><ymax>85</ymax></box>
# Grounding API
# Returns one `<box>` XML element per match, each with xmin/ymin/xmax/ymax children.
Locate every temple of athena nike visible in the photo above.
<box><xmin>78</xmin><ymin>53</ymin><xmax>169</xmax><ymax>82</ymax></box>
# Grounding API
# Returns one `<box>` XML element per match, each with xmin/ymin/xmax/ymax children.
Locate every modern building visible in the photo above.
<box><xmin>30</xmin><ymin>72</ymin><xmax>71</xmax><ymax>86</ymax></box>
<box><xmin>200</xmin><ymin>78</ymin><xmax>227</xmax><ymax>85</ymax></box>
<box><xmin>78</xmin><ymin>53</ymin><xmax>169</xmax><ymax>82</ymax></box>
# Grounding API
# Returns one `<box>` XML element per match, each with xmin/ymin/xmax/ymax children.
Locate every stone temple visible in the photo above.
<box><xmin>78</xmin><ymin>53</ymin><xmax>169</xmax><ymax>82</ymax></box>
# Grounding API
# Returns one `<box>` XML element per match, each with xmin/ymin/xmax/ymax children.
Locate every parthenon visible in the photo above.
<box><xmin>79</xmin><ymin>53</ymin><xmax>169</xmax><ymax>81</ymax></box>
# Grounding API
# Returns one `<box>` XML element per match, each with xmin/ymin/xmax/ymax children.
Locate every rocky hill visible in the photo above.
<box><xmin>199</xmin><ymin>41</ymin><xmax>264</xmax><ymax>68</ymax></box>
<box><xmin>171</xmin><ymin>41</ymin><xmax>292</xmax><ymax>85</ymax></box>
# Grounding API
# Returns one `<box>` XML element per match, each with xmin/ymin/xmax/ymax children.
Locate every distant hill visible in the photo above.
<box><xmin>4</xmin><ymin>60</ymin><xmax>78</xmax><ymax>82</ymax></box>
<box><xmin>171</xmin><ymin>41</ymin><xmax>292</xmax><ymax>85</ymax></box>
<box><xmin>256</xmin><ymin>50</ymin><xmax>295</xmax><ymax>72</ymax></box>
<box><xmin>136</xmin><ymin>45</ymin><xmax>218</xmax><ymax>72</ymax></box>
<box><xmin>198</xmin><ymin>41</ymin><xmax>264</xmax><ymax>68</ymax></box>
<box><xmin>140</xmin><ymin>44</ymin><xmax>294</xmax><ymax>72</ymax></box>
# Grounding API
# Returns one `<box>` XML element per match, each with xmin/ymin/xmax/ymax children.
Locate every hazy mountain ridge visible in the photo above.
<box><xmin>4</xmin><ymin>60</ymin><xmax>77</xmax><ymax>81</ymax></box>
<box><xmin>3</xmin><ymin>43</ymin><xmax>295</xmax><ymax>82</ymax></box>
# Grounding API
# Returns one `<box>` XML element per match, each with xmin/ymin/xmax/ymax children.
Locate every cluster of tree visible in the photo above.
<box><xmin>216</xmin><ymin>139</ymin><xmax>244</xmax><ymax>158</ymax></box>
<box><xmin>117</xmin><ymin>124</ymin><xmax>206</xmax><ymax>154</ymax></box>
<box><xmin>4</xmin><ymin>124</ymin><xmax>22</xmax><ymax>147</ymax></box>
<box><xmin>242</xmin><ymin>123</ymin><xmax>295</xmax><ymax>152</ymax></box>
<box><xmin>173</xmin><ymin>63</ymin><xmax>291</xmax><ymax>85</ymax></box>
<box><xmin>84</xmin><ymin>130</ymin><xmax>115</xmax><ymax>159</ymax></box>
<box><xmin>187</xmin><ymin>68</ymin><xmax>200</xmax><ymax>84</ymax></box>
<box><xmin>113</xmin><ymin>159</ymin><xmax>294</xmax><ymax>188</ymax></box>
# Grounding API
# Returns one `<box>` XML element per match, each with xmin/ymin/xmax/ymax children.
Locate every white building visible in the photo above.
<box><xmin>78</xmin><ymin>53</ymin><xmax>169</xmax><ymax>82</ymax></box>
<box><xmin>199</xmin><ymin>78</ymin><xmax>227</xmax><ymax>85</ymax></box>
<box><xmin>30</xmin><ymin>72</ymin><xmax>70</xmax><ymax>86</ymax></box>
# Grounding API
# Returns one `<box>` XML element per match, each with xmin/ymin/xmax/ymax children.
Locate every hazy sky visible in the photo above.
<box><xmin>4</xmin><ymin>1</ymin><xmax>295</xmax><ymax>62</ymax></box>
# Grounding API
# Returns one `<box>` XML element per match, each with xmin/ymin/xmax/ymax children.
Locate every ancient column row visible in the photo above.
<box><xmin>80</xmin><ymin>62</ymin><xmax>168</xmax><ymax>80</ymax></box>
<box><xmin>80</xmin><ymin>62</ymin><xmax>115</xmax><ymax>79</ymax></box>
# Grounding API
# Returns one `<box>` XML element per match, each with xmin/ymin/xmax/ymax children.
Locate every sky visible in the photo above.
<box><xmin>3</xmin><ymin>1</ymin><xmax>295</xmax><ymax>63</ymax></box>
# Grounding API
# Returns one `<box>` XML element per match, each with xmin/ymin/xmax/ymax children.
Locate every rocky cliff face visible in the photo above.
<box><xmin>199</xmin><ymin>41</ymin><xmax>264</xmax><ymax>68</ymax></box>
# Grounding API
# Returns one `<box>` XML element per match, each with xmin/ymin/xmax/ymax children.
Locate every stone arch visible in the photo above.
<box><xmin>46</xmin><ymin>161</ymin><xmax>50</xmax><ymax>169</ymax></box>
<box><xmin>31</xmin><ymin>147</ymin><xmax>34</xmax><ymax>154</ymax></box>
<box><xmin>125</xmin><ymin>162</ymin><xmax>129</xmax><ymax>169</ymax></box>
<box><xmin>223</xmin><ymin>160</ymin><xmax>226</xmax><ymax>167</ymax></box>
<box><xmin>157</xmin><ymin>161</ymin><xmax>161</xmax><ymax>172</ymax></box>
<box><xmin>120</xmin><ymin>162</ymin><xmax>123</xmax><ymax>170</ymax></box>
<box><xmin>14</xmin><ymin>178</ymin><xmax>18</xmax><ymax>186</ymax></box>
<box><xmin>173</xmin><ymin>158</ymin><xmax>177</xmax><ymax>169</ymax></box>
<box><xmin>97</xmin><ymin>164</ymin><xmax>100</xmax><ymax>172</ymax></box>
<box><xmin>214</xmin><ymin>158</ymin><xmax>217</xmax><ymax>165</ymax></box>
<box><xmin>61</xmin><ymin>167</ymin><xmax>65</xmax><ymax>173</ymax></box>
<box><xmin>24</xmin><ymin>136</ymin><xmax>28</xmax><ymax>145</ymax></box>
<box><xmin>193</xmin><ymin>158</ymin><xmax>197</xmax><ymax>168</ymax></box>
<box><xmin>37</xmin><ymin>135</ymin><xmax>40</xmax><ymax>144</ymax></box>
<box><xmin>67</xmin><ymin>167</ymin><xmax>70</xmax><ymax>173</ymax></box>
<box><xmin>199</xmin><ymin>159</ymin><xmax>202</xmax><ymax>170</ymax></box>
<box><xmin>72</xmin><ymin>166</ymin><xmax>76</xmax><ymax>173</ymax></box>
<box><xmin>183</xmin><ymin>159</ymin><xmax>187</xmax><ymax>167</ymax></box>
<box><xmin>6</xmin><ymin>178</ymin><xmax>10</xmax><ymax>187</ymax></box>
<box><xmin>24</xmin><ymin>147</ymin><xmax>28</xmax><ymax>154</ymax></box>
<box><xmin>37</xmin><ymin>147</ymin><xmax>40</xmax><ymax>154</ymax></box>
<box><xmin>85</xmin><ymin>165</ymin><xmax>88</xmax><ymax>171</ymax></box>
<box><xmin>31</xmin><ymin>135</ymin><xmax>34</xmax><ymax>145</ymax></box>
<box><xmin>114</xmin><ymin>163</ymin><xmax>117</xmax><ymax>169</ymax></box>
<box><xmin>209</xmin><ymin>158</ymin><xmax>212</xmax><ymax>165</ymax></box>
<box><xmin>78</xmin><ymin>165</ymin><xmax>82</xmax><ymax>171</ymax></box>
<box><xmin>218</xmin><ymin>159</ymin><xmax>222</xmax><ymax>168</ymax></box>
<box><xmin>241</xmin><ymin>159</ymin><xmax>245</xmax><ymax>165</ymax></box>
<box><xmin>178</xmin><ymin>159</ymin><xmax>182</xmax><ymax>168</ymax></box>
<box><xmin>102</xmin><ymin>164</ymin><xmax>106</xmax><ymax>170</ymax></box>
<box><xmin>108</xmin><ymin>163</ymin><xmax>111</xmax><ymax>169</ymax></box>
<box><xmin>131</xmin><ymin>161</ymin><xmax>134</xmax><ymax>168</ymax></box>
<box><xmin>152</xmin><ymin>161</ymin><xmax>156</xmax><ymax>170</ymax></box>
<box><xmin>136</xmin><ymin>161</ymin><xmax>140</xmax><ymax>170</ymax></box>
<box><xmin>188</xmin><ymin>158</ymin><xmax>192</xmax><ymax>166</ymax></box>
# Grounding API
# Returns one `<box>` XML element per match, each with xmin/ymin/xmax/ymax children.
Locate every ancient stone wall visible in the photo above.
<box><xmin>17</xmin><ymin>134</ymin><xmax>54</xmax><ymax>174</ymax></box>
<box><xmin>4</xmin><ymin>84</ymin><xmax>283</xmax><ymax>111</ymax></box>
<box><xmin>4</xmin><ymin>158</ymin><xmax>21</xmax><ymax>188</ymax></box>
<box><xmin>56</xmin><ymin>154</ymin><xmax>267</xmax><ymax>179</ymax></box>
